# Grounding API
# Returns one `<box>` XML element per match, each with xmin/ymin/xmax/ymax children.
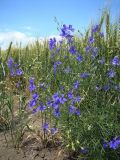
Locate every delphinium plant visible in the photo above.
<box><xmin>27</xmin><ymin>11</ymin><xmax>120</xmax><ymax>159</ymax></box>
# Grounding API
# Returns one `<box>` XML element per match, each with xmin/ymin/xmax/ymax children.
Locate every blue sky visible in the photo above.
<box><xmin>0</xmin><ymin>0</ymin><xmax>119</xmax><ymax>49</ymax></box>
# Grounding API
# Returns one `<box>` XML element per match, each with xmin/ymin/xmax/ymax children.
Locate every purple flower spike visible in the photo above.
<box><xmin>7</xmin><ymin>57</ymin><xmax>14</xmax><ymax>69</ymax></box>
<box><xmin>49</xmin><ymin>37</ymin><xmax>56</xmax><ymax>50</ymax></box>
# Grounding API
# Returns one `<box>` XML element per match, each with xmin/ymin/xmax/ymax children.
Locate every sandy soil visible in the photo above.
<box><xmin>0</xmin><ymin>131</ymin><xmax>69</xmax><ymax>160</ymax></box>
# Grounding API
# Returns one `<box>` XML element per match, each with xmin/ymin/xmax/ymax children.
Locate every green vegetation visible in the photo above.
<box><xmin>0</xmin><ymin>11</ymin><xmax>120</xmax><ymax>159</ymax></box>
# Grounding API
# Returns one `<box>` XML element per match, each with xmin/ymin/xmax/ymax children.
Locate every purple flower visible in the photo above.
<box><xmin>7</xmin><ymin>57</ymin><xmax>14</xmax><ymax>69</ymax></box>
<box><xmin>51</xmin><ymin>127</ymin><xmax>58</xmax><ymax>135</ymax></box>
<box><xmin>109</xmin><ymin>137</ymin><xmax>120</xmax><ymax>150</ymax></box>
<box><xmin>42</xmin><ymin>123</ymin><xmax>49</xmax><ymax>132</ymax></box>
<box><xmin>38</xmin><ymin>102</ymin><xmax>46</xmax><ymax>112</ymax></box>
<box><xmin>52</xmin><ymin>92</ymin><xmax>59</xmax><ymax>100</ymax></box>
<box><xmin>16</xmin><ymin>81</ymin><xmax>21</xmax><ymax>88</ymax></box>
<box><xmin>29</xmin><ymin>99</ymin><xmax>37</xmax><ymax>108</ymax></box>
<box><xmin>69</xmin><ymin>105</ymin><xmax>76</xmax><ymax>114</ymax></box>
<box><xmin>69</xmin><ymin>46</ymin><xmax>77</xmax><ymax>55</ymax></box>
<box><xmin>107</xmin><ymin>69</ymin><xmax>116</xmax><ymax>78</ymax></box>
<box><xmin>68</xmin><ymin>25</ymin><xmax>75</xmax><ymax>32</ymax></box>
<box><xmin>10</xmin><ymin>69</ymin><xmax>15</xmax><ymax>76</ymax></box>
<box><xmin>49</xmin><ymin>38</ymin><xmax>56</xmax><ymax>50</ymax></box>
<box><xmin>52</xmin><ymin>93</ymin><xmax>67</xmax><ymax>105</ymax></box>
<box><xmin>14</xmin><ymin>63</ymin><xmax>20</xmax><ymax>68</ymax></box>
<box><xmin>32</xmin><ymin>93</ymin><xmax>39</xmax><ymax>100</ymax></box>
<box><xmin>112</xmin><ymin>56</ymin><xmax>119</xmax><ymax>66</ymax></box>
<box><xmin>103</xmin><ymin>141</ymin><xmax>108</xmax><ymax>149</ymax></box>
<box><xmin>75</xmin><ymin>109</ymin><xmax>81</xmax><ymax>116</ymax></box>
<box><xmin>59</xmin><ymin>94</ymin><xmax>67</xmax><ymax>104</ymax></box>
<box><xmin>76</xmin><ymin>55</ymin><xmax>83</xmax><ymax>62</ymax></box>
<box><xmin>47</xmin><ymin>100</ymin><xmax>54</xmax><ymax>107</ymax></box>
<box><xmin>38</xmin><ymin>105</ymin><xmax>46</xmax><ymax>112</ymax></box>
<box><xmin>92</xmin><ymin>24</ymin><xmax>99</xmax><ymax>33</ymax></box>
<box><xmin>80</xmin><ymin>73</ymin><xmax>90</xmax><ymax>78</ymax></box>
<box><xmin>88</xmin><ymin>36</ymin><xmax>94</xmax><ymax>44</ymax></box>
<box><xmin>67</xmin><ymin>91</ymin><xmax>73</xmax><ymax>99</ymax></box>
<box><xmin>99</xmin><ymin>32</ymin><xmax>104</xmax><ymax>37</ymax></box>
<box><xmin>73</xmin><ymin>80</ymin><xmax>79</xmax><ymax>89</ymax></box>
<box><xmin>29</xmin><ymin>77</ymin><xmax>36</xmax><ymax>92</ymax></box>
<box><xmin>16</xmin><ymin>69</ymin><xmax>23</xmax><ymax>76</ymax></box>
<box><xmin>73</xmin><ymin>96</ymin><xmax>81</xmax><ymax>103</ymax></box>
<box><xmin>103</xmin><ymin>85</ymin><xmax>110</xmax><ymax>91</ymax></box>
<box><xmin>60</xmin><ymin>24</ymin><xmax>74</xmax><ymax>38</ymax></box>
<box><xmin>7</xmin><ymin>57</ymin><xmax>24</xmax><ymax>77</ymax></box>
<box><xmin>32</xmin><ymin>108</ymin><xmax>37</xmax><ymax>114</ymax></box>
<box><xmin>29</xmin><ymin>77</ymin><xmax>35</xmax><ymax>84</ymax></box>
<box><xmin>54</xmin><ymin>61</ymin><xmax>62</xmax><ymax>66</ymax></box>
<box><xmin>29</xmin><ymin>84</ymin><xmax>36</xmax><ymax>92</ymax></box>
<box><xmin>54</xmin><ymin>107</ymin><xmax>60</xmax><ymax>117</ymax></box>
<box><xmin>52</xmin><ymin>102</ymin><xmax>59</xmax><ymax>109</ymax></box>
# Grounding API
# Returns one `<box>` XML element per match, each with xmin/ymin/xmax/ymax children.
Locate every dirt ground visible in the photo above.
<box><xmin>0</xmin><ymin>98</ymin><xmax>73</xmax><ymax>160</ymax></box>
<box><xmin>0</xmin><ymin>131</ymin><xmax>69</xmax><ymax>160</ymax></box>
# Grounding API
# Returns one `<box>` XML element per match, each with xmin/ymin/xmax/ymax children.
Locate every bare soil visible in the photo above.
<box><xmin>0</xmin><ymin>131</ymin><xmax>69</xmax><ymax>160</ymax></box>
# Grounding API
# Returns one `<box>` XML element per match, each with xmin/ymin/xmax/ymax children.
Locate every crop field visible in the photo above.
<box><xmin>0</xmin><ymin>11</ymin><xmax>120</xmax><ymax>160</ymax></box>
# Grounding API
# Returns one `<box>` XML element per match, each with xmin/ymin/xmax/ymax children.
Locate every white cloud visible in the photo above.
<box><xmin>0</xmin><ymin>31</ymin><xmax>36</xmax><ymax>50</ymax></box>
<box><xmin>0</xmin><ymin>31</ymin><xmax>62</xmax><ymax>50</ymax></box>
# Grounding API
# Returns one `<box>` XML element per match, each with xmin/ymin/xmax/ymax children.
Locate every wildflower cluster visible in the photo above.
<box><xmin>26</xmin><ymin>22</ymin><xmax>120</xmax><ymax>159</ymax></box>
<box><xmin>7</xmin><ymin>57</ymin><xmax>23</xmax><ymax>76</ymax></box>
